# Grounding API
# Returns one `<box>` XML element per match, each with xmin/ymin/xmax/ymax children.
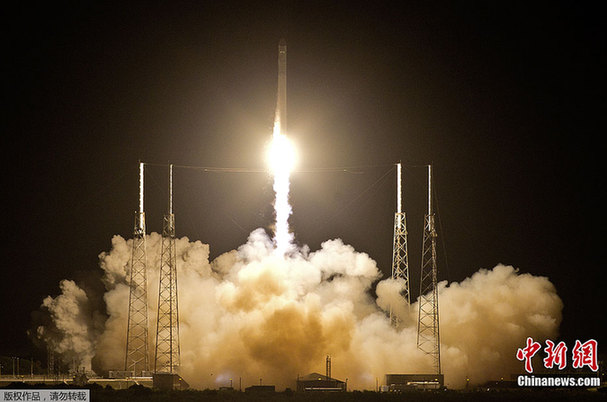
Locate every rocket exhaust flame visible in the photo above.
<box><xmin>268</xmin><ymin>122</ymin><xmax>296</xmax><ymax>175</ymax></box>
<box><xmin>268</xmin><ymin>122</ymin><xmax>296</xmax><ymax>257</ymax></box>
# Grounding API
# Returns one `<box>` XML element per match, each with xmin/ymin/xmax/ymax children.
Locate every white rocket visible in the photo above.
<box><xmin>275</xmin><ymin>38</ymin><xmax>287</xmax><ymax>136</ymax></box>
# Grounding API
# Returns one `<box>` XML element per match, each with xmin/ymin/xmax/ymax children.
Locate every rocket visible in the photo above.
<box><xmin>275</xmin><ymin>38</ymin><xmax>287</xmax><ymax>135</ymax></box>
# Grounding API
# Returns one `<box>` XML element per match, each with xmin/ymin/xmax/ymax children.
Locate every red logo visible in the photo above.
<box><xmin>516</xmin><ymin>337</ymin><xmax>541</xmax><ymax>373</ymax></box>
<box><xmin>517</xmin><ymin>338</ymin><xmax>599</xmax><ymax>373</ymax></box>
<box><xmin>543</xmin><ymin>340</ymin><xmax>568</xmax><ymax>370</ymax></box>
<box><xmin>572</xmin><ymin>339</ymin><xmax>598</xmax><ymax>372</ymax></box>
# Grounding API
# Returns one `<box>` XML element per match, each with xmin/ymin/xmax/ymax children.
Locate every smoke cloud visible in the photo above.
<box><xmin>35</xmin><ymin>229</ymin><xmax>562</xmax><ymax>389</ymax></box>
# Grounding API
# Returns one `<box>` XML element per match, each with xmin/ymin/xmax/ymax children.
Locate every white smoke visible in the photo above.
<box><xmin>438</xmin><ymin>265</ymin><xmax>563</xmax><ymax>385</ymax></box>
<box><xmin>35</xmin><ymin>230</ymin><xmax>562</xmax><ymax>389</ymax></box>
<box><xmin>36</xmin><ymin>279</ymin><xmax>105</xmax><ymax>371</ymax></box>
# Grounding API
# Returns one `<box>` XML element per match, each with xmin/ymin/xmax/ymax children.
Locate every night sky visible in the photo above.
<box><xmin>4</xmin><ymin>1</ymin><xmax>604</xmax><ymax>363</ymax></box>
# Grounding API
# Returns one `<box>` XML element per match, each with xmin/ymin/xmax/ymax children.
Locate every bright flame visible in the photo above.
<box><xmin>267</xmin><ymin>123</ymin><xmax>296</xmax><ymax>174</ymax></box>
<box><xmin>267</xmin><ymin>121</ymin><xmax>296</xmax><ymax>256</ymax></box>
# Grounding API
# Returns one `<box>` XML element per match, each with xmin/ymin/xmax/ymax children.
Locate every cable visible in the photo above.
<box><xmin>308</xmin><ymin>165</ymin><xmax>396</xmax><ymax>228</ymax></box>
<box><xmin>143</xmin><ymin>161</ymin><xmax>398</xmax><ymax>174</ymax></box>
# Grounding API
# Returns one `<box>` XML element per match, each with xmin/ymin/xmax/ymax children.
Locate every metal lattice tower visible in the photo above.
<box><xmin>47</xmin><ymin>348</ymin><xmax>54</xmax><ymax>375</ymax></box>
<box><xmin>390</xmin><ymin>162</ymin><xmax>410</xmax><ymax>327</ymax></box>
<box><xmin>154</xmin><ymin>164</ymin><xmax>181</xmax><ymax>373</ymax></box>
<box><xmin>417</xmin><ymin>164</ymin><xmax>441</xmax><ymax>374</ymax></box>
<box><xmin>125</xmin><ymin>162</ymin><xmax>149</xmax><ymax>375</ymax></box>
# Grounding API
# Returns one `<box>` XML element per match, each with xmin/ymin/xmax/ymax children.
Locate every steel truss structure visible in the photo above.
<box><xmin>125</xmin><ymin>162</ymin><xmax>149</xmax><ymax>375</ymax></box>
<box><xmin>390</xmin><ymin>163</ymin><xmax>410</xmax><ymax>327</ymax></box>
<box><xmin>416</xmin><ymin>165</ymin><xmax>441</xmax><ymax>374</ymax></box>
<box><xmin>154</xmin><ymin>164</ymin><xmax>181</xmax><ymax>373</ymax></box>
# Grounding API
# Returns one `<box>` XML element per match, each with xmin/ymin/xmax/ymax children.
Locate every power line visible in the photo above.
<box><xmin>142</xmin><ymin>162</ymin><xmax>403</xmax><ymax>174</ymax></box>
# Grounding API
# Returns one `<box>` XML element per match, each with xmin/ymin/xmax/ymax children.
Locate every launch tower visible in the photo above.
<box><xmin>390</xmin><ymin>162</ymin><xmax>410</xmax><ymax>326</ymax></box>
<box><xmin>416</xmin><ymin>164</ymin><xmax>441</xmax><ymax>374</ymax></box>
<box><xmin>125</xmin><ymin>162</ymin><xmax>149</xmax><ymax>375</ymax></box>
<box><xmin>154</xmin><ymin>164</ymin><xmax>181</xmax><ymax>373</ymax></box>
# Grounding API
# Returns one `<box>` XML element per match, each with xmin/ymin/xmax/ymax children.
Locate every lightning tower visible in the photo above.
<box><xmin>154</xmin><ymin>164</ymin><xmax>181</xmax><ymax>373</ymax></box>
<box><xmin>390</xmin><ymin>162</ymin><xmax>410</xmax><ymax>327</ymax></box>
<box><xmin>416</xmin><ymin>164</ymin><xmax>441</xmax><ymax>374</ymax></box>
<box><xmin>125</xmin><ymin>162</ymin><xmax>149</xmax><ymax>375</ymax></box>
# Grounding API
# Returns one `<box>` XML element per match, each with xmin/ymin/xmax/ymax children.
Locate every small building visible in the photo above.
<box><xmin>152</xmin><ymin>372</ymin><xmax>189</xmax><ymax>390</ymax></box>
<box><xmin>297</xmin><ymin>372</ymin><xmax>346</xmax><ymax>392</ymax></box>
<box><xmin>245</xmin><ymin>385</ymin><xmax>275</xmax><ymax>394</ymax></box>
<box><xmin>385</xmin><ymin>373</ymin><xmax>444</xmax><ymax>391</ymax></box>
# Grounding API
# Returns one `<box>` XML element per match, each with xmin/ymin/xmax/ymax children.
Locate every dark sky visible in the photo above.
<box><xmin>3</xmin><ymin>1</ymin><xmax>604</xmax><ymax>361</ymax></box>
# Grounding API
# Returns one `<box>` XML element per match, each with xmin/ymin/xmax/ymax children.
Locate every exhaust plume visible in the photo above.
<box><xmin>35</xmin><ymin>230</ymin><xmax>562</xmax><ymax>389</ymax></box>
<box><xmin>267</xmin><ymin>121</ymin><xmax>297</xmax><ymax>257</ymax></box>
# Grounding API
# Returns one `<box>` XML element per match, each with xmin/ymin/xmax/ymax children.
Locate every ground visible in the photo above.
<box><xmin>2</xmin><ymin>383</ymin><xmax>606</xmax><ymax>401</ymax></box>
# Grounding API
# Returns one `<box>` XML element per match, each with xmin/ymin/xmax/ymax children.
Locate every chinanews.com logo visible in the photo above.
<box><xmin>515</xmin><ymin>337</ymin><xmax>601</xmax><ymax>387</ymax></box>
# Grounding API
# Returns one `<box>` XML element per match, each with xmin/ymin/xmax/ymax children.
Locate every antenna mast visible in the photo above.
<box><xmin>390</xmin><ymin>162</ymin><xmax>410</xmax><ymax>327</ymax></box>
<box><xmin>154</xmin><ymin>164</ymin><xmax>181</xmax><ymax>374</ymax></box>
<box><xmin>125</xmin><ymin>161</ymin><xmax>149</xmax><ymax>375</ymax></box>
<box><xmin>417</xmin><ymin>164</ymin><xmax>441</xmax><ymax>374</ymax></box>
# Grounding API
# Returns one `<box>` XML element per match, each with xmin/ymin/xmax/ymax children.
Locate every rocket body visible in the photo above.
<box><xmin>276</xmin><ymin>39</ymin><xmax>287</xmax><ymax>135</ymax></box>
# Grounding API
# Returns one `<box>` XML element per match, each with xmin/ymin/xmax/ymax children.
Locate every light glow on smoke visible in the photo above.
<box><xmin>34</xmin><ymin>230</ymin><xmax>563</xmax><ymax>390</ymax></box>
<box><xmin>267</xmin><ymin>120</ymin><xmax>296</xmax><ymax>256</ymax></box>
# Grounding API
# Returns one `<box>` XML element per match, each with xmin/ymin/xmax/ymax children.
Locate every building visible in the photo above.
<box><xmin>245</xmin><ymin>385</ymin><xmax>275</xmax><ymax>394</ymax></box>
<box><xmin>297</xmin><ymin>373</ymin><xmax>346</xmax><ymax>392</ymax></box>
<box><xmin>385</xmin><ymin>373</ymin><xmax>444</xmax><ymax>391</ymax></box>
<box><xmin>152</xmin><ymin>372</ymin><xmax>189</xmax><ymax>390</ymax></box>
